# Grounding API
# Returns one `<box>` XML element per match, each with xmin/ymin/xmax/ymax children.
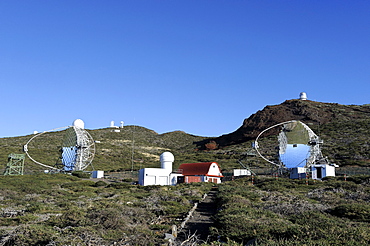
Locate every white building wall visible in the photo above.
<box><xmin>233</xmin><ymin>169</ymin><xmax>251</xmax><ymax>176</ymax></box>
<box><xmin>138</xmin><ymin>168</ymin><xmax>172</xmax><ymax>186</ymax></box>
<box><xmin>290</xmin><ymin>167</ymin><xmax>307</xmax><ymax>179</ymax></box>
<box><xmin>207</xmin><ymin>163</ymin><xmax>223</xmax><ymax>177</ymax></box>
<box><xmin>311</xmin><ymin>164</ymin><xmax>336</xmax><ymax>180</ymax></box>
<box><xmin>91</xmin><ymin>170</ymin><xmax>104</xmax><ymax>179</ymax></box>
<box><xmin>204</xmin><ymin>176</ymin><xmax>222</xmax><ymax>184</ymax></box>
<box><xmin>325</xmin><ymin>165</ymin><xmax>336</xmax><ymax>177</ymax></box>
<box><xmin>158</xmin><ymin>176</ymin><xmax>168</xmax><ymax>185</ymax></box>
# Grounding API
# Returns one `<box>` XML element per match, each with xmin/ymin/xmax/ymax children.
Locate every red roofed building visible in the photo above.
<box><xmin>177</xmin><ymin>162</ymin><xmax>223</xmax><ymax>184</ymax></box>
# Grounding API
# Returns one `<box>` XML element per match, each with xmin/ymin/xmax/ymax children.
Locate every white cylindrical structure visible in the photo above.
<box><xmin>73</xmin><ymin>119</ymin><xmax>85</xmax><ymax>129</ymax></box>
<box><xmin>160</xmin><ymin>151</ymin><xmax>174</xmax><ymax>172</ymax></box>
<box><xmin>110</xmin><ymin>121</ymin><xmax>115</xmax><ymax>127</ymax></box>
<box><xmin>120</xmin><ymin>121</ymin><xmax>124</xmax><ymax>128</ymax></box>
<box><xmin>300</xmin><ymin>92</ymin><xmax>307</xmax><ymax>100</ymax></box>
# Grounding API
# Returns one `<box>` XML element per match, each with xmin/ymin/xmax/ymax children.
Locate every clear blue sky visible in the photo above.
<box><xmin>1</xmin><ymin>1</ymin><xmax>369</xmax><ymax>138</ymax></box>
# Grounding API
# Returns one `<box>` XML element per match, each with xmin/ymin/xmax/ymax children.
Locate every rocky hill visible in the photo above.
<box><xmin>1</xmin><ymin>99</ymin><xmax>370</xmax><ymax>174</ymax></box>
<box><xmin>196</xmin><ymin>99</ymin><xmax>370</xmax><ymax>167</ymax></box>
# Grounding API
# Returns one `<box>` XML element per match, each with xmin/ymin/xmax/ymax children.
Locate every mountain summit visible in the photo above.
<box><xmin>197</xmin><ymin>99</ymin><xmax>370</xmax><ymax>149</ymax></box>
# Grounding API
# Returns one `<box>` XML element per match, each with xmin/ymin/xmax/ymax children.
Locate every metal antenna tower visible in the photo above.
<box><xmin>4</xmin><ymin>153</ymin><xmax>25</xmax><ymax>175</ymax></box>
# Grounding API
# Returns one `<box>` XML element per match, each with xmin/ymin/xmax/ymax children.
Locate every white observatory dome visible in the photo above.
<box><xmin>299</xmin><ymin>92</ymin><xmax>307</xmax><ymax>100</ymax></box>
<box><xmin>160</xmin><ymin>151</ymin><xmax>175</xmax><ymax>163</ymax></box>
<box><xmin>160</xmin><ymin>152</ymin><xmax>174</xmax><ymax>172</ymax></box>
<box><xmin>73</xmin><ymin>119</ymin><xmax>85</xmax><ymax>129</ymax></box>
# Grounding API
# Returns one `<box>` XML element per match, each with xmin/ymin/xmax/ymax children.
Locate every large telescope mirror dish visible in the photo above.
<box><xmin>24</xmin><ymin>119</ymin><xmax>95</xmax><ymax>172</ymax></box>
<box><xmin>254</xmin><ymin>120</ymin><xmax>323</xmax><ymax>169</ymax></box>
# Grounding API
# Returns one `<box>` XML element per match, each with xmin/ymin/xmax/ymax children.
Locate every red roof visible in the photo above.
<box><xmin>178</xmin><ymin>162</ymin><xmax>223</xmax><ymax>177</ymax></box>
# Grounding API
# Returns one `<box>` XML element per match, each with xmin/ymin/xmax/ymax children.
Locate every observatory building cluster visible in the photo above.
<box><xmin>9</xmin><ymin>92</ymin><xmax>338</xmax><ymax>183</ymax></box>
<box><xmin>138</xmin><ymin>152</ymin><xmax>224</xmax><ymax>186</ymax></box>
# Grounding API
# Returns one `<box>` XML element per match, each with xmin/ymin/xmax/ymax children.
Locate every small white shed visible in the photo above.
<box><xmin>311</xmin><ymin>164</ymin><xmax>338</xmax><ymax>180</ymax></box>
<box><xmin>92</xmin><ymin>170</ymin><xmax>104</xmax><ymax>179</ymax></box>
<box><xmin>233</xmin><ymin>169</ymin><xmax>251</xmax><ymax>177</ymax></box>
<box><xmin>289</xmin><ymin>167</ymin><xmax>307</xmax><ymax>179</ymax></box>
<box><xmin>290</xmin><ymin>164</ymin><xmax>339</xmax><ymax>180</ymax></box>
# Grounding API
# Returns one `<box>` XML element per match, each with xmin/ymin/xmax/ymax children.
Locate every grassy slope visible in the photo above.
<box><xmin>1</xmin><ymin>118</ymin><xmax>370</xmax><ymax>176</ymax></box>
<box><xmin>0</xmin><ymin>174</ymin><xmax>368</xmax><ymax>245</ymax></box>
<box><xmin>0</xmin><ymin>174</ymin><xmax>213</xmax><ymax>245</ymax></box>
<box><xmin>0</xmin><ymin>119</ymin><xmax>369</xmax><ymax>245</ymax></box>
<box><xmin>212</xmin><ymin>175</ymin><xmax>370</xmax><ymax>245</ymax></box>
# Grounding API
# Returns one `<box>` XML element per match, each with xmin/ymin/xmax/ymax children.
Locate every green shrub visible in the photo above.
<box><xmin>212</xmin><ymin>211</ymin><xmax>299</xmax><ymax>243</ymax></box>
<box><xmin>49</xmin><ymin>207</ymin><xmax>88</xmax><ymax>227</ymax></box>
<box><xmin>107</xmin><ymin>182</ymin><xmax>130</xmax><ymax>189</ymax></box>
<box><xmin>61</xmin><ymin>180</ymin><xmax>96</xmax><ymax>189</ymax></box>
<box><xmin>25</xmin><ymin>203</ymin><xmax>50</xmax><ymax>213</ymax></box>
<box><xmin>330</xmin><ymin>203</ymin><xmax>370</xmax><ymax>222</ymax></box>
<box><xmin>9</xmin><ymin>224</ymin><xmax>58</xmax><ymax>245</ymax></box>
<box><xmin>71</xmin><ymin>171</ymin><xmax>91</xmax><ymax>179</ymax></box>
<box><xmin>94</xmin><ymin>180</ymin><xmax>107</xmax><ymax>187</ymax></box>
<box><xmin>346</xmin><ymin>175</ymin><xmax>370</xmax><ymax>184</ymax></box>
<box><xmin>325</xmin><ymin>180</ymin><xmax>359</xmax><ymax>192</ymax></box>
<box><xmin>149</xmin><ymin>224</ymin><xmax>170</xmax><ymax>231</ymax></box>
<box><xmin>122</xmin><ymin>178</ymin><xmax>134</xmax><ymax>183</ymax></box>
<box><xmin>255</xmin><ymin>178</ymin><xmax>300</xmax><ymax>192</ymax></box>
<box><xmin>160</xmin><ymin>200</ymin><xmax>190</xmax><ymax>217</ymax></box>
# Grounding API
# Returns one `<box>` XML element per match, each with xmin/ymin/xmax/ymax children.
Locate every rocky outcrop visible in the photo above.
<box><xmin>196</xmin><ymin>100</ymin><xmax>370</xmax><ymax>149</ymax></box>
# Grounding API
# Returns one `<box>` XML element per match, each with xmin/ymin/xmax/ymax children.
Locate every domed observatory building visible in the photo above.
<box><xmin>299</xmin><ymin>92</ymin><xmax>308</xmax><ymax>100</ymax></box>
<box><xmin>138</xmin><ymin>152</ymin><xmax>182</xmax><ymax>186</ymax></box>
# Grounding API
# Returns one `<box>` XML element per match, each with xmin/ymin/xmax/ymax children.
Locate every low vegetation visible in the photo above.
<box><xmin>0</xmin><ymin>174</ymin><xmax>369</xmax><ymax>245</ymax></box>
<box><xmin>1</xmin><ymin>120</ymin><xmax>369</xmax><ymax>175</ymax></box>
<box><xmin>209</xmin><ymin>175</ymin><xmax>370</xmax><ymax>245</ymax></box>
<box><xmin>0</xmin><ymin>101</ymin><xmax>369</xmax><ymax>245</ymax></box>
<box><xmin>0</xmin><ymin>174</ymin><xmax>213</xmax><ymax>245</ymax></box>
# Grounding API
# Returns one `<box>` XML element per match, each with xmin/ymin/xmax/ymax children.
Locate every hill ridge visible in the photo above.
<box><xmin>196</xmin><ymin>99</ymin><xmax>370</xmax><ymax>148</ymax></box>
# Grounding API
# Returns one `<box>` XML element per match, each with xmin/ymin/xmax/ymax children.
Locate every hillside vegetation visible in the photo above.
<box><xmin>0</xmin><ymin>127</ymin><xmax>208</xmax><ymax>174</ymax></box>
<box><xmin>198</xmin><ymin>100</ymin><xmax>370</xmax><ymax>168</ymax></box>
<box><xmin>1</xmin><ymin>100</ymin><xmax>370</xmax><ymax>176</ymax></box>
<box><xmin>0</xmin><ymin>126</ymin><xmax>260</xmax><ymax>175</ymax></box>
<box><xmin>211</xmin><ymin>175</ymin><xmax>370</xmax><ymax>245</ymax></box>
<box><xmin>0</xmin><ymin>174</ymin><xmax>369</xmax><ymax>245</ymax></box>
<box><xmin>0</xmin><ymin>174</ymin><xmax>213</xmax><ymax>245</ymax></box>
<box><xmin>0</xmin><ymin>100</ymin><xmax>369</xmax><ymax>245</ymax></box>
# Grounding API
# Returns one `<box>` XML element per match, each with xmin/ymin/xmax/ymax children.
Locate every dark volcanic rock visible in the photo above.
<box><xmin>196</xmin><ymin>100</ymin><xmax>370</xmax><ymax>149</ymax></box>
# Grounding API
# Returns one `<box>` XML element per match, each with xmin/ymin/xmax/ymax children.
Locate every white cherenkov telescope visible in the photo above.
<box><xmin>61</xmin><ymin>119</ymin><xmax>95</xmax><ymax>171</ymax></box>
<box><xmin>254</xmin><ymin>120</ymin><xmax>337</xmax><ymax>179</ymax></box>
<box><xmin>255</xmin><ymin>120</ymin><xmax>324</xmax><ymax>168</ymax></box>
<box><xmin>24</xmin><ymin>119</ymin><xmax>95</xmax><ymax>172</ymax></box>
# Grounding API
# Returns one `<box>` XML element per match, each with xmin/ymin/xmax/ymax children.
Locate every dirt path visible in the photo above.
<box><xmin>177</xmin><ymin>187</ymin><xmax>218</xmax><ymax>243</ymax></box>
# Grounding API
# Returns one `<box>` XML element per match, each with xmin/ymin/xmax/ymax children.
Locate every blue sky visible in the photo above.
<box><xmin>1</xmin><ymin>1</ymin><xmax>369</xmax><ymax>138</ymax></box>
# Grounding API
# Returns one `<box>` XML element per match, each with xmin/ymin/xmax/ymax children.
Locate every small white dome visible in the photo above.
<box><xmin>299</xmin><ymin>92</ymin><xmax>307</xmax><ymax>100</ymax></box>
<box><xmin>73</xmin><ymin>119</ymin><xmax>85</xmax><ymax>129</ymax></box>
<box><xmin>160</xmin><ymin>151</ymin><xmax>174</xmax><ymax>163</ymax></box>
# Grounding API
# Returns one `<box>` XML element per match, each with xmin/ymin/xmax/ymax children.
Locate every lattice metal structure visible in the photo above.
<box><xmin>3</xmin><ymin>153</ymin><xmax>25</xmax><ymax>175</ymax></box>
<box><xmin>24</xmin><ymin>119</ymin><xmax>95</xmax><ymax>172</ymax></box>
<box><xmin>60</xmin><ymin>126</ymin><xmax>95</xmax><ymax>171</ymax></box>
<box><xmin>255</xmin><ymin>120</ymin><xmax>326</xmax><ymax>170</ymax></box>
<box><xmin>238</xmin><ymin>148</ymin><xmax>257</xmax><ymax>175</ymax></box>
